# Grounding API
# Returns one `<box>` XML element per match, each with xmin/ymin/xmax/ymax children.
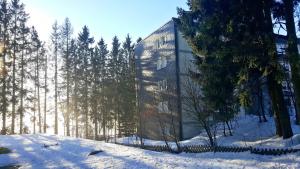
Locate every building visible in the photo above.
<box><xmin>135</xmin><ymin>18</ymin><xmax>201</xmax><ymax>141</ymax></box>
<box><xmin>135</xmin><ymin>19</ymin><xmax>298</xmax><ymax>141</ymax></box>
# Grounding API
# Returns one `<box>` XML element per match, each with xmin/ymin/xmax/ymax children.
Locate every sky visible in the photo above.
<box><xmin>22</xmin><ymin>0</ymin><xmax>188</xmax><ymax>47</ymax></box>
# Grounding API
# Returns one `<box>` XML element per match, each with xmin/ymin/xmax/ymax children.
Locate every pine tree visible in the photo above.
<box><xmin>18</xmin><ymin>7</ymin><xmax>29</xmax><ymax>134</ymax></box>
<box><xmin>109</xmin><ymin>36</ymin><xmax>121</xmax><ymax>141</ymax></box>
<box><xmin>70</xmin><ymin>39</ymin><xmax>79</xmax><ymax>137</ymax></box>
<box><xmin>30</xmin><ymin>26</ymin><xmax>43</xmax><ymax>133</ymax></box>
<box><xmin>0</xmin><ymin>0</ymin><xmax>11</xmax><ymax>134</ymax></box>
<box><xmin>7</xmin><ymin>0</ymin><xmax>29</xmax><ymax>134</ymax></box>
<box><xmin>9</xmin><ymin>0</ymin><xmax>24</xmax><ymax>134</ymax></box>
<box><xmin>43</xmin><ymin>46</ymin><xmax>48</xmax><ymax>133</ymax></box>
<box><xmin>90</xmin><ymin>43</ymin><xmax>100</xmax><ymax>139</ymax></box>
<box><xmin>177</xmin><ymin>0</ymin><xmax>293</xmax><ymax>138</ymax></box>
<box><xmin>60</xmin><ymin>18</ymin><xmax>73</xmax><ymax>136</ymax></box>
<box><xmin>282</xmin><ymin>0</ymin><xmax>300</xmax><ymax>124</ymax></box>
<box><xmin>50</xmin><ymin>21</ymin><xmax>60</xmax><ymax>134</ymax></box>
<box><xmin>119</xmin><ymin>34</ymin><xmax>137</xmax><ymax>136</ymax></box>
<box><xmin>95</xmin><ymin>38</ymin><xmax>109</xmax><ymax>140</ymax></box>
<box><xmin>177</xmin><ymin>0</ymin><xmax>240</xmax><ymax>145</ymax></box>
<box><xmin>77</xmin><ymin>25</ymin><xmax>94</xmax><ymax>138</ymax></box>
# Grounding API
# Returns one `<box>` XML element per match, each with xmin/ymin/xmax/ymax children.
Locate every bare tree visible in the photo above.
<box><xmin>182</xmin><ymin>77</ymin><xmax>218</xmax><ymax>146</ymax></box>
<box><xmin>152</xmin><ymin>78</ymin><xmax>181</xmax><ymax>152</ymax></box>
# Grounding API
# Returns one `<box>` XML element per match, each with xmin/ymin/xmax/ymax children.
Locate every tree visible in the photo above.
<box><xmin>9</xmin><ymin>0</ymin><xmax>26</xmax><ymax>134</ymax></box>
<box><xmin>60</xmin><ymin>18</ymin><xmax>73</xmax><ymax>136</ymax></box>
<box><xmin>109</xmin><ymin>36</ymin><xmax>121</xmax><ymax>141</ymax></box>
<box><xmin>18</xmin><ymin>6</ymin><xmax>29</xmax><ymax>134</ymax></box>
<box><xmin>77</xmin><ymin>25</ymin><xmax>94</xmax><ymax>138</ymax></box>
<box><xmin>177</xmin><ymin>0</ymin><xmax>293</xmax><ymax>139</ymax></box>
<box><xmin>282</xmin><ymin>0</ymin><xmax>300</xmax><ymax>124</ymax></box>
<box><xmin>263</xmin><ymin>0</ymin><xmax>293</xmax><ymax>138</ymax></box>
<box><xmin>90</xmin><ymin>43</ymin><xmax>100</xmax><ymax>139</ymax></box>
<box><xmin>43</xmin><ymin>45</ymin><xmax>48</xmax><ymax>133</ymax></box>
<box><xmin>70</xmin><ymin>39</ymin><xmax>79</xmax><ymax>137</ymax></box>
<box><xmin>0</xmin><ymin>0</ymin><xmax>11</xmax><ymax>134</ymax></box>
<box><xmin>182</xmin><ymin>77</ymin><xmax>218</xmax><ymax>146</ymax></box>
<box><xmin>30</xmin><ymin>26</ymin><xmax>44</xmax><ymax>133</ymax></box>
<box><xmin>95</xmin><ymin>38</ymin><xmax>109</xmax><ymax>140</ymax></box>
<box><xmin>119</xmin><ymin>34</ymin><xmax>137</xmax><ymax>137</ymax></box>
<box><xmin>50</xmin><ymin>21</ymin><xmax>60</xmax><ymax>134</ymax></box>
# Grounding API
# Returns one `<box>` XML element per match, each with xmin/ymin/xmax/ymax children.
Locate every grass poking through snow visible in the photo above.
<box><xmin>0</xmin><ymin>147</ymin><xmax>11</xmax><ymax>154</ymax></box>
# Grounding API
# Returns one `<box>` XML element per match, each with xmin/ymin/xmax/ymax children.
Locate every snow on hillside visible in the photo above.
<box><xmin>0</xmin><ymin>133</ymin><xmax>299</xmax><ymax>169</ymax></box>
<box><xmin>118</xmin><ymin>115</ymin><xmax>300</xmax><ymax>149</ymax></box>
<box><xmin>0</xmin><ymin>115</ymin><xmax>300</xmax><ymax>169</ymax></box>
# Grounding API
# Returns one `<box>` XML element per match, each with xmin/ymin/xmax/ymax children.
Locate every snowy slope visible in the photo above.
<box><xmin>0</xmin><ymin>134</ymin><xmax>300</xmax><ymax>169</ymax></box>
<box><xmin>118</xmin><ymin>115</ymin><xmax>300</xmax><ymax>149</ymax></box>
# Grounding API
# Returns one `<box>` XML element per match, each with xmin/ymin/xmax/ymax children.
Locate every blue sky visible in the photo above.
<box><xmin>22</xmin><ymin>0</ymin><xmax>188</xmax><ymax>46</ymax></box>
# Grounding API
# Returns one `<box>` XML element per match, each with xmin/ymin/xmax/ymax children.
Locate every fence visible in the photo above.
<box><xmin>114</xmin><ymin>142</ymin><xmax>300</xmax><ymax>156</ymax></box>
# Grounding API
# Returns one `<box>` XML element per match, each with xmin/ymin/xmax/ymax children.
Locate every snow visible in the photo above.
<box><xmin>0</xmin><ymin>133</ymin><xmax>298</xmax><ymax>168</ymax></box>
<box><xmin>118</xmin><ymin>115</ymin><xmax>300</xmax><ymax>149</ymax></box>
<box><xmin>0</xmin><ymin>115</ymin><xmax>300</xmax><ymax>169</ymax></box>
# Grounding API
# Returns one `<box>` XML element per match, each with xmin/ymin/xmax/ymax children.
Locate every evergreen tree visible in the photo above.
<box><xmin>119</xmin><ymin>34</ymin><xmax>137</xmax><ymax>136</ymax></box>
<box><xmin>109</xmin><ymin>36</ymin><xmax>121</xmax><ymax>140</ymax></box>
<box><xmin>77</xmin><ymin>25</ymin><xmax>94</xmax><ymax>138</ymax></box>
<box><xmin>282</xmin><ymin>0</ymin><xmax>300</xmax><ymax>124</ymax></box>
<box><xmin>43</xmin><ymin>46</ymin><xmax>48</xmax><ymax>133</ymax></box>
<box><xmin>50</xmin><ymin>21</ymin><xmax>60</xmax><ymax>134</ymax></box>
<box><xmin>70</xmin><ymin>39</ymin><xmax>79</xmax><ymax>137</ymax></box>
<box><xmin>9</xmin><ymin>0</ymin><xmax>24</xmax><ymax>134</ymax></box>
<box><xmin>90</xmin><ymin>42</ymin><xmax>101</xmax><ymax>139</ymax></box>
<box><xmin>60</xmin><ymin>18</ymin><xmax>73</xmax><ymax>136</ymax></box>
<box><xmin>178</xmin><ymin>0</ymin><xmax>293</xmax><ymax>139</ymax></box>
<box><xmin>30</xmin><ymin>26</ymin><xmax>44</xmax><ymax>133</ymax></box>
<box><xmin>0</xmin><ymin>0</ymin><xmax>11</xmax><ymax>134</ymax></box>
<box><xmin>95</xmin><ymin>38</ymin><xmax>109</xmax><ymax>140</ymax></box>
<box><xmin>17</xmin><ymin>5</ymin><xmax>29</xmax><ymax>134</ymax></box>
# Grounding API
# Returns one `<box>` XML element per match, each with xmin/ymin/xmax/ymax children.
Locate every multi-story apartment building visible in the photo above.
<box><xmin>135</xmin><ymin>18</ymin><xmax>201</xmax><ymax>141</ymax></box>
<box><xmin>135</xmin><ymin>19</ymin><xmax>298</xmax><ymax>141</ymax></box>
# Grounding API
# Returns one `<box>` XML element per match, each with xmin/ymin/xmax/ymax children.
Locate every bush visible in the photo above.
<box><xmin>0</xmin><ymin>147</ymin><xmax>11</xmax><ymax>154</ymax></box>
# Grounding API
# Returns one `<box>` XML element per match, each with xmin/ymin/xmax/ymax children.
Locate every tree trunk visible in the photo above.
<box><xmin>74</xmin><ymin>87</ymin><xmax>78</xmax><ymax>138</ymax></box>
<box><xmin>33</xmin><ymin>79</ymin><xmax>36</xmax><ymax>134</ymax></box>
<box><xmin>267</xmin><ymin>74</ymin><xmax>293</xmax><ymax>138</ymax></box>
<box><xmin>19</xmin><ymin>43</ymin><xmax>25</xmax><ymax>134</ymax></box>
<box><xmin>66</xmin><ymin>39</ymin><xmax>70</xmax><ymax>136</ymax></box>
<box><xmin>11</xmin><ymin>18</ymin><xmax>17</xmax><ymax>134</ymax></box>
<box><xmin>283</xmin><ymin>0</ymin><xmax>300</xmax><ymax>124</ymax></box>
<box><xmin>102</xmin><ymin>109</ymin><xmax>106</xmax><ymax>141</ymax></box>
<box><xmin>44</xmin><ymin>53</ymin><xmax>47</xmax><ymax>133</ymax></box>
<box><xmin>264</xmin><ymin>0</ymin><xmax>293</xmax><ymax>138</ymax></box>
<box><xmin>54</xmin><ymin>44</ymin><xmax>58</xmax><ymax>134</ymax></box>
<box><xmin>1</xmin><ymin>41</ymin><xmax>7</xmax><ymax>135</ymax></box>
<box><xmin>85</xmin><ymin>72</ymin><xmax>88</xmax><ymax>139</ymax></box>
<box><xmin>37</xmin><ymin>48</ymin><xmax>41</xmax><ymax>133</ymax></box>
<box><xmin>94</xmin><ymin>118</ymin><xmax>98</xmax><ymax>140</ymax></box>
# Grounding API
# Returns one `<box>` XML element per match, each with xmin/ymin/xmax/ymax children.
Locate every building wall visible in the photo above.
<box><xmin>175</xmin><ymin>26</ymin><xmax>203</xmax><ymax>139</ymax></box>
<box><xmin>135</xmin><ymin>20</ymin><xmax>181</xmax><ymax>140</ymax></box>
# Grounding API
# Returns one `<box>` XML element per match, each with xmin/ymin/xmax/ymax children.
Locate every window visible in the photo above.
<box><xmin>157</xmin><ymin>58</ymin><xmax>162</xmax><ymax>70</ymax></box>
<box><xmin>157</xmin><ymin>56</ymin><xmax>167</xmax><ymax>70</ymax></box>
<box><xmin>163</xmin><ymin>125</ymin><xmax>171</xmax><ymax>136</ymax></box>
<box><xmin>156</xmin><ymin>40</ymin><xmax>160</xmax><ymax>49</ymax></box>
<box><xmin>158</xmin><ymin>101</ymin><xmax>169</xmax><ymax>113</ymax></box>
<box><xmin>158</xmin><ymin>80</ymin><xmax>167</xmax><ymax>91</ymax></box>
<box><xmin>161</xmin><ymin>57</ymin><xmax>167</xmax><ymax>68</ymax></box>
<box><xmin>157</xmin><ymin>36</ymin><xmax>167</xmax><ymax>49</ymax></box>
<box><xmin>161</xmin><ymin>36</ymin><xmax>167</xmax><ymax>46</ymax></box>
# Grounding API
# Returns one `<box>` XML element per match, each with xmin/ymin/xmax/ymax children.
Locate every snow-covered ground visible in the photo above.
<box><xmin>0</xmin><ymin>115</ymin><xmax>300</xmax><ymax>169</ymax></box>
<box><xmin>0</xmin><ymin>134</ymin><xmax>299</xmax><ymax>169</ymax></box>
<box><xmin>118</xmin><ymin>115</ymin><xmax>300</xmax><ymax>149</ymax></box>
